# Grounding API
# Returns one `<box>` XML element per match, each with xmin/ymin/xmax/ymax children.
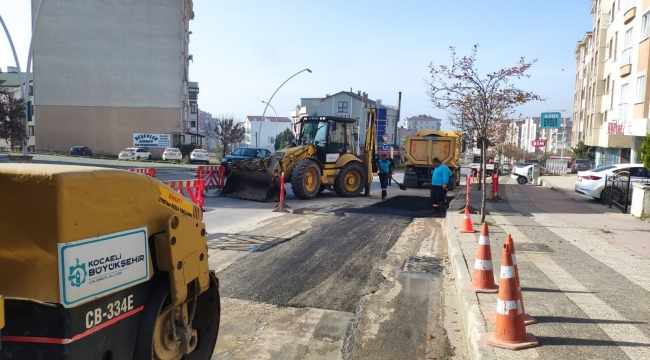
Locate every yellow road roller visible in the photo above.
<box><xmin>0</xmin><ymin>164</ymin><xmax>220</xmax><ymax>360</ymax></box>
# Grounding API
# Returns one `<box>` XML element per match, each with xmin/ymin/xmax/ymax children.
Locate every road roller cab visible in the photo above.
<box><xmin>0</xmin><ymin>164</ymin><xmax>220</xmax><ymax>360</ymax></box>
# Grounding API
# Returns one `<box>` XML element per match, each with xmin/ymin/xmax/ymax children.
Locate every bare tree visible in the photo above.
<box><xmin>205</xmin><ymin>115</ymin><xmax>246</xmax><ymax>158</ymax></box>
<box><xmin>0</xmin><ymin>88</ymin><xmax>26</xmax><ymax>151</ymax></box>
<box><xmin>427</xmin><ymin>45</ymin><xmax>542</xmax><ymax>222</ymax></box>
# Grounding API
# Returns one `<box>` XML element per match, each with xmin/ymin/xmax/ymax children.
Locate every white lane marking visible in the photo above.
<box><xmin>536</xmin><ymin>256</ymin><xmax>650</xmax><ymax>359</ymax></box>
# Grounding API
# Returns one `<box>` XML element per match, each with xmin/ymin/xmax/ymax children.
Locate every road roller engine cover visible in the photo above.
<box><xmin>0</xmin><ymin>164</ymin><xmax>220</xmax><ymax>360</ymax></box>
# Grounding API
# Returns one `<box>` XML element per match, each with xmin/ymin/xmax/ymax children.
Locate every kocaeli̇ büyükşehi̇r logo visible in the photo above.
<box><xmin>68</xmin><ymin>258</ymin><xmax>87</xmax><ymax>287</ymax></box>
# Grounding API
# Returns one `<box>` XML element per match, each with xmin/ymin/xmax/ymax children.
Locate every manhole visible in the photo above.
<box><xmin>516</xmin><ymin>243</ymin><xmax>554</xmax><ymax>253</ymax></box>
<box><xmin>404</xmin><ymin>255</ymin><xmax>443</xmax><ymax>274</ymax></box>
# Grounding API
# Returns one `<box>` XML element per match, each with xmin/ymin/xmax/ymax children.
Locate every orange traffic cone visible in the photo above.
<box><xmin>485</xmin><ymin>244</ymin><xmax>539</xmax><ymax>350</ymax></box>
<box><xmin>464</xmin><ymin>222</ymin><xmax>498</xmax><ymax>293</ymax></box>
<box><xmin>487</xmin><ymin>235</ymin><xmax>537</xmax><ymax>325</ymax></box>
<box><xmin>460</xmin><ymin>207</ymin><xmax>476</xmax><ymax>233</ymax></box>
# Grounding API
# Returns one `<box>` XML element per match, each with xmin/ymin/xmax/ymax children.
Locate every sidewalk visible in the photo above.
<box><xmin>446</xmin><ymin>175</ymin><xmax>650</xmax><ymax>359</ymax></box>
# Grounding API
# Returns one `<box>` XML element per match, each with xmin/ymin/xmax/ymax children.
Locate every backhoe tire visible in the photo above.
<box><xmin>334</xmin><ymin>162</ymin><xmax>365</xmax><ymax>197</ymax></box>
<box><xmin>291</xmin><ymin>160</ymin><xmax>322</xmax><ymax>199</ymax></box>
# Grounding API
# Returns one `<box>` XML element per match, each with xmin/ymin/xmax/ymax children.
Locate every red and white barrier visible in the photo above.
<box><xmin>273</xmin><ymin>172</ymin><xmax>289</xmax><ymax>213</ymax></box>
<box><xmin>491</xmin><ymin>173</ymin><xmax>499</xmax><ymax>198</ymax></box>
<box><xmin>196</xmin><ymin>165</ymin><xmax>225</xmax><ymax>193</ymax></box>
<box><xmin>162</xmin><ymin>179</ymin><xmax>205</xmax><ymax>213</ymax></box>
<box><xmin>128</xmin><ymin>167</ymin><xmax>156</xmax><ymax>178</ymax></box>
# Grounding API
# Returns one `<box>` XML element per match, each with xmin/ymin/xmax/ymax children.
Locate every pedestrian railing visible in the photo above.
<box><xmin>603</xmin><ymin>172</ymin><xmax>650</xmax><ymax>213</ymax></box>
<box><xmin>543</xmin><ymin>160</ymin><xmax>569</xmax><ymax>175</ymax></box>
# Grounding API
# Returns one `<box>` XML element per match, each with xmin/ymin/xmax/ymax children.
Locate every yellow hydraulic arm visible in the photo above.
<box><xmin>362</xmin><ymin>109</ymin><xmax>377</xmax><ymax>196</ymax></box>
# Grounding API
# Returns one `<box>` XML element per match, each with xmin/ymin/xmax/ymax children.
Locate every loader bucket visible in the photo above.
<box><xmin>221</xmin><ymin>161</ymin><xmax>281</xmax><ymax>202</ymax></box>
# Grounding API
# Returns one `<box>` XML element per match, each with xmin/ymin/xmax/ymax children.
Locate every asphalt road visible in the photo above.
<box><xmin>17</xmin><ymin>156</ymin><xmax>469</xmax><ymax>359</ymax></box>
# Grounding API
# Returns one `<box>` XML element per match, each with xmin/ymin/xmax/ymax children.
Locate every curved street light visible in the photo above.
<box><xmin>0</xmin><ymin>0</ymin><xmax>47</xmax><ymax>156</ymax></box>
<box><xmin>258</xmin><ymin>68</ymin><xmax>311</xmax><ymax>148</ymax></box>
<box><xmin>261</xmin><ymin>100</ymin><xmax>278</xmax><ymax>149</ymax></box>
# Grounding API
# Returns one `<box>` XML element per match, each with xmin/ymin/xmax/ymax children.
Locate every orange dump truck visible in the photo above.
<box><xmin>403</xmin><ymin>130</ymin><xmax>462</xmax><ymax>189</ymax></box>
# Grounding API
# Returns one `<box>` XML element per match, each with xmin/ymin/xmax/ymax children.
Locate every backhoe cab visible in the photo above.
<box><xmin>221</xmin><ymin>111</ymin><xmax>377</xmax><ymax>202</ymax></box>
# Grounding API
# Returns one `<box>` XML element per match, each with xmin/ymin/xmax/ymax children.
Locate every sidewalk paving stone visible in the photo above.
<box><xmin>446</xmin><ymin>175</ymin><xmax>650</xmax><ymax>359</ymax></box>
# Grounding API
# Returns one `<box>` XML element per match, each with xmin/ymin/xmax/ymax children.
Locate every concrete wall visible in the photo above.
<box><xmin>32</xmin><ymin>0</ymin><xmax>187</xmax><ymax>154</ymax></box>
<box><xmin>36</xmin><ymin>106</ymin><xmax>181</xmax><ymax>156</ymax></box>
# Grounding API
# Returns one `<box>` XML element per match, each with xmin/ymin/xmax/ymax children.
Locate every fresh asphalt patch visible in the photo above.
<box><xmin>218</xmin><ymin>196</ymin><xmax>441</xmax><ymax>313</ymax></box>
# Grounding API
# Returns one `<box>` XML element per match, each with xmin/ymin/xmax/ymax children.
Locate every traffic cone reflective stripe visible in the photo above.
<box><xmin>485</xmin><ymin>244</ymin><xmax>539</xmax><ymax>350</ymax></box>
<box><xmin>460</xmin><ymin>207</ymin><xmax>476</xmax><ymax>233</ymax></box>
<box><xmin>486</xmin><ymin>235</ymin><xmax>537</xmax><ymax>325</ymax></box>
<box><xmin>464</xmin><ymin>222</ymin><xmax>498</xmax><ymax>293</ymax></box>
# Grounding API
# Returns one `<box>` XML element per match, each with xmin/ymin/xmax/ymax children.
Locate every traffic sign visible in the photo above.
<box><xmin>531</xmin><ymin>139</ymin><xmax>546</xmax><ymax>147</ymax></box>
<box><xmin>382</xmin><ymin>143</ymin><xmax>390</xmax><ymax>150</ymax></box>
<box><xmin>540</xmin><ymin>112</ymin><xmax>562</xmax><ymax>129</ymax></box>
<box><xmin>381</xmin><ymin>135</ymin><xmax>390</xmax><ymax>142</ymax></box>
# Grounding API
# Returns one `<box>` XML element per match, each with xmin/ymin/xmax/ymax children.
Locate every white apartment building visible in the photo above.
<box><xmin>32</xmin><ymin>0</ymin><xmax>195</xmax><ymax>156</ymax></box>
<box><xmin>244</xmin><ymin>116</ymin><xmax>292</xmax><ymax>151</ymax></box>
<box><xmin>573</xmin><ymin>0</ymin><xmax>650</xmax><ymax>166</ymax></box>
<box><xmin>520</xmin><ymin>117</ymin><xmax>540</xmax><ymax>153</ymax></box>
<box><xmin>404</xmin><ymin>115</ymin><xmax>442</xmax><ymax>131</ymax></box>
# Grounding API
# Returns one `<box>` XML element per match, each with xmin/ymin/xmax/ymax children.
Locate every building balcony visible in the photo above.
<box><xmin>624</xmin><ymin>6</ymin><xmax>636</xmax><ymax>24</ymax></box>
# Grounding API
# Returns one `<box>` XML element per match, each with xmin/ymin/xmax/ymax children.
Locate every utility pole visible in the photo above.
<box><xmin>395</xmin><ymin>91</ymin><xmax>401</xmax><ymax>149</ymax></box>
<box><xmin>560</xmin><ymin>109</ymin><xmax>566</xmax><ymax>160</ymax></box>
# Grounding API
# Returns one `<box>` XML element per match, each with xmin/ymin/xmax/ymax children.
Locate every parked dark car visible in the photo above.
<box><xmin>571</xmin><ymin>159</ymin><xmax>592</xmax><ymax>173</ymax></box>
<box><xmin>221</xmin><ymin>147</ymin><xmax>271</xmax><ymax>175</ymax></box>
<box><xmin>69</xmin><ymin>146</ymin><xmax>93</xmax><ymax>157</ymax></box>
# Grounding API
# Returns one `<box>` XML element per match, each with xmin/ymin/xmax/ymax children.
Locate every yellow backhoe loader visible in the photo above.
<box><xmin>221</xmin><ymin>109</ymin><xmax>377</xmax><ymax>201</ymax></box>
<box><xmin>0</xmin><ymin>165</ymin><xmax>220</xmax><ymax>360</ymax></box>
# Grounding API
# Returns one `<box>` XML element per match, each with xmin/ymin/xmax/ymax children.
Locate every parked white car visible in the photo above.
<box><xmin>162</xmin><ymin>147</ymin><xmax>182</xmax><ymax>161</ymax></box>
<box><xmin>574</xmin><ymin>163</ymin><xmax>649</xmax><ymax>201</ymax></box>
<box><xmin>190</xmin><ymin>149</ymin><xmax>210</xmax><ymax>164</ymax></box>
<box><xmin>118</xmin><ymin>147</ymin><xmax>152</xmax><ymax>161</ymax></box>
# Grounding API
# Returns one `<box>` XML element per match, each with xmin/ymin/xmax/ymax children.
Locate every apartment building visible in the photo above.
<box><xmin>0</xmin><ymin>71</ymin><xmax>35</xmax><ymax>151</ymax></box>
<box><xmin>32</xmin><ymin>0</ymin><xmax>195</xmax><ymax>156</ymax></box>
<box><xmin>404</xmin><ymin>115</ymin><xmax>442</xmax><ymax>131</ymax></box>
<box><xmin>573</xmin><ymin>0</ymin><xmax>650</xmax><ymax>166</ymax></box>
<box><xmin>244</xmin><ymin>116</ymin><xmax>292</xmax><ymax>150</ymax></box>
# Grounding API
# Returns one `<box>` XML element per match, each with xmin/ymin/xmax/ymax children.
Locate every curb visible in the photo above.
<box><xmin>445</xmin><ymin>192</ymin><xmax>496</xmax><ymax>360</ymax></box>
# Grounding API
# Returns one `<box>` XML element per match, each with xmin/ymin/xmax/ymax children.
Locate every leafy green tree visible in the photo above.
<box><xmin>274</xmin><ymin>128</ymin><xmax>295</xmax><ymax>150</ymax></box>
<box><xmin>571</xmin><ymin>141</ymin><xmax>594</xmax><ymax>161</ymax></box>
<box><xmin>641</xmin><ymin>134</ymin><xmax>650</xmax><ymax>170</ymax></box>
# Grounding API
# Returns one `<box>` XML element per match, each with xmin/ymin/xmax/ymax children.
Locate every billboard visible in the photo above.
<box><xmin>133</xmin><ymin>133</ymin><xmax>171</xmax><ymax>148</ymax></box>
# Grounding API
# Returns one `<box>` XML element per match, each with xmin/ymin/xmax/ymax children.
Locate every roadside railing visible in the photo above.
<box><xmin>603</xmin><ymin>171</ymin><xmax>650</xmax><ymax>213</ymax></box>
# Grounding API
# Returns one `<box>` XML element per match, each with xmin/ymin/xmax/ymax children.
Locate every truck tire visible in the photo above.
<box><xmin>404</xmin><ymin>173</ymin><xmax>419</xmax><ymax>188</ymax></box>
<box><xmin>447</xmin><ymin>175</ymin><xmax>455</xmax><ymax>191</ymax></box>
<box><xmin>291</xmin><ymin>160</ymin><xmax>322</xmax><ymax>199</ymax></box>
<box><xmin>334</xmin><ymin>162</ymin><xmax>365</xmax><ymax>197</ymax></box>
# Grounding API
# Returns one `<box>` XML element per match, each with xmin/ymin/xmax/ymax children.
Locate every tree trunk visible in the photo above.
<box><xmin>480</xmin><ymin>139</ymin><xmax>487</xmax><ymax>223</ymax></box>
<box><xmin>221</xmin><ymin>142</ymin><xmax>228</xmax><ymax>158</ymax></box>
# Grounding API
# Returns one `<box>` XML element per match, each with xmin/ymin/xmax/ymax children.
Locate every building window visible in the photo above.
<box><xmin>338</xmin><ymin>101</ymin><xmax>348</xmax><ymax>113</ymax></box>
<box><xmin>624</xmin><ymin>0</ymin><xmax>634</xmax><ymax>13</ymax></box>
<box><xmin>608</xmin><ymin>38</ymin><xmax>613</xmax><ymax>58</ymax></box>
<box><xmin>606</xmin><ymin>75</ymin><xmax>610</xmax><ymax>94</ymax></box>
<box><xmin>611</xmin><ymin>80</ymin><xmax>616</xmax><ymax>109</ymax></box>
<box><xmin>612</xmin><ymin>2</ymin><xmax>616</xmax><ymax>20</ymax></box>
<box><xmin>190</xmin><ymin>121</ymin><xmax>196</xmax><ymax>129</ymax></box>
<box><xmin>614</xmin><ymin>32</ymin><xmax>618</xmax><ymax>60</ymax></box>
<box><xmin>190</xmin><ymin>104</ymin><xmax>197</xmax><ymax>114</ymax></box>
<box><xmin>28</xmin><ymin>126</ymin><xmax>34</xmax><ymax>136</ymax></box>
<box><xmin>622</xmin><ymin>28</ymin><xmax>633</xmax><ymax>65</ymax></box>
<box><xmin>179</xmin><ymin>135</ymin><xmax>185</xmax><ymax>143</ymax></box>
<box><xmin>636</xmin><ymin>76</ymin><xmax>645</xmax><ymax>103</ymax></box>
<box><xmin>28</xmin><ymin>85</ymin><xmax>33</xmax><ymax>96</ymax></box>
<box><xmin>619</xmin><ymin>83</ymin><xmax>629</xmax><ymax>120</ymax></box>
<box><xmin>642</xmin><ymin>11</ymin><xmax>650</xmax><ymax>40</ymax></box>
<box><xmin>191</xmin><ymin>136</ymin><xmax>197</xmax><ymax>144</ymax></box>
<box><xmin>269</xmin><ymin>137</ymin><xmax>274</xmax><ymax>144</ymax></box>
<box><xmin>354</xmin><ymin>116</ymin><xmax>360</xmax><ymax>125</ymax></box>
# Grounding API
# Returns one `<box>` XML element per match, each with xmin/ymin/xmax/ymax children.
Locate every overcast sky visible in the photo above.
<box><xmin>2</xmin><ymin>0</ymin><xmax>593</xmax><ymax>127</ymax></box>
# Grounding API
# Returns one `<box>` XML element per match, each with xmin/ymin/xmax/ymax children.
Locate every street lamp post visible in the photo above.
<box><xmin>261</xmin><ymin>101</ymin><xmax>278</xmax><ymax>150</ymax></box>
<box><xmin>0</xmin><ymin>0</ymin><xmax>47</xmax><ymax>156</ymax></box>
<box><xmin>258</xmin><ymin>68</ymin><xmax>311</xmax><ymax>148</ymax></box>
